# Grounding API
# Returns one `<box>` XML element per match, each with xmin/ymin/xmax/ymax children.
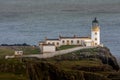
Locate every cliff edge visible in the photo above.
<box><xmin>49</xmin><ymin>47</ymin><xmax>119</xmax><ymax>71</ymax></box>
<box><xmin>0</xmin><ymin>47</ymin><xmax>120</xmax><ymax>80</ymax></box>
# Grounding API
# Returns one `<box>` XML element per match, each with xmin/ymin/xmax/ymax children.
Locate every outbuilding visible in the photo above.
<box><xmin>14</xmin><ymin>51</ymin><xmax>23</xmax><ymax>56</ymax></box>
<box><xmin>41</xmin><ymin>44</ymin><xmax>56</xmax><ymax>53</ymax></box>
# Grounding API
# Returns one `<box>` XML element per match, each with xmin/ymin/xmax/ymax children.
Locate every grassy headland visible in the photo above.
<box><xmin>0</xmin><ymin>46</ymin><xmax>40</xmax><ymax>58</ymax></box>
<box><xmin>57</xmin><ymin>45</ymin><xmax>79</xmax><ymax>50</ymax></box>
<box><xmin>0</xmin><ymin>46</ymin><xmax>120</xmax><ymax>80</ymax></box>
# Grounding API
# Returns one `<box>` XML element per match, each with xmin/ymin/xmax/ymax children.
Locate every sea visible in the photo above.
<box><xmin>0</xmin><ymin>0</ymin><xmax>120</xmax><ymax>62</ymax></box>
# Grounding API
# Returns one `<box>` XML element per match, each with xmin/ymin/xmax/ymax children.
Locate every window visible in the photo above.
<box><xmin>52</xmin><ymin>42</ymin><xmax>55</xmax><ymax>45</ymax></box>
<box><xmin>57</xmin><ymin>42</ymin><xmax>59</xmax><ymax>45</ymax></box>
<box><xmin>71</xmin><ymin>40</ymin><xmax>73</xmax><ymax>43</ymax></box>
<box><xmin>62</xmin><ymin>40</ymin><xmax>65</xmax><ymax>43</ymax></box>
<box><xmin>48</xmin><ymin>42</ymin><xmax>50</xmax><ymax>44</ymax></box>
<box><xmin>95</xmin><ymin>32</ymin><xmax>97</xmax><ymax>35</ymax></box>
<box><xmin>95</xmin><ymin>43</ymin><xmax>97</xmax><ymax>45</ymax></box>
<box><xmin>77</xmin><ymin>40</ymin><xmax>79</xmax><ymax>43</ymax></box>
<box><xmin>67</xmin><ymin>40</ymin><xmax>70</xmax><ymax>45</ymax></box>
<box><xmin>95</xmin><ymin>38</ymin><xmax>97</xmax><ymax>40</ymax></box>
<box><xmin>67</xmin><ymin>40</ymin><xmax>69</xmax><ymax>42</ymax></box>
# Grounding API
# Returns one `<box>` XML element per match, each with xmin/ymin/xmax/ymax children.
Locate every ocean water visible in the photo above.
<box><xmin>0</xmin><ymin>0</ymin><xmax>120</xmax><ymax>60</ymax></box>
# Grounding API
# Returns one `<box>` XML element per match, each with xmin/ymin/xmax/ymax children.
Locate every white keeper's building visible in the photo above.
<box><xmin>39</xmin><ymin>18</ymin><xmax>101</xmax><ymax>53</ymax></box>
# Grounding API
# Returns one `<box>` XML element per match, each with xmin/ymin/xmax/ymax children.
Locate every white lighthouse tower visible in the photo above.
<box><xmin>91</xmin><ymin>18</ymin><xmax>100</xmax><ymax>46</ymax></box>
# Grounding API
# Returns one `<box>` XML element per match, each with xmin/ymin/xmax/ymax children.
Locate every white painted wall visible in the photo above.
<box><xmin>85</xmin><ymin>42</ymin><xmax>92</xmax><ymax>46</ymax></box>
<box><xmin>15</xmin><ymin>51</ymin><xmax>23</xmax><ymax>56</ymax></box>
<box><xmin>46</xmin><ymin>40</ymin><xmax>60</xmax><ymax>47</ymax></box>
<box><xmin>83</xmin><ymin>39</ymin><xmax>92</xmax><ymax>46</ymax></box>
<box><xmin>39</xmin><ymin>42</ymin><xmax>44</xmax><ymax>52</ymax></box>
<box><xmin>39</xmin><ymin>38</ymin><xmax>94</xmax><ymax>53</ymax></box>
<box><xmin>60</xmin><ymin>38</ymin><xmax>82</xmax><ymax>45</ymax></box>
<box><xmin>45</xmin><ymin>38</ymin><xmax>93</xmax><ymax>47</ymax></box>
<box><xmin>42</xmin><ymin>45</ymin><xmax>56</xmax><ymax>53</ymax></box>
<box><xmin>91</xmin><ymin>29</ymin><xmax>100</xmax><ymax>46</ymax></box>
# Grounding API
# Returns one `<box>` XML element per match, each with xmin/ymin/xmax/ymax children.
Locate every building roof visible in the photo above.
<box><xmin>42</xmin><ymin>44</ymin><xmax>55</xmax><ymax>46</ymax></box>
<box><xmin>45</xmin><ymin>36</ymin><xmax>91</xmax><ymax>41</ymax></box>
<box><xmin>60</xmin><ymin>36</ymin><xmax>90</xmax><ymax>39</ymax></box>
<box><xmin>46</xmin><ymin>39</ymin><xmax>60</xmax><ymax>41</ymax></box>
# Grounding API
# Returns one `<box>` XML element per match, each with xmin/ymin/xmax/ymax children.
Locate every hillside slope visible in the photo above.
<box><xmin>0</xmin><ymin>47</ymin><xmax>120</xmax><ymax>80</ymax></box>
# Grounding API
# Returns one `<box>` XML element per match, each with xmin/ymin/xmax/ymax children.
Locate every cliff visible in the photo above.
<box><xmin>0</xmin><ymin>47</ymin><xmax>120</xmax><ymax>80</ymax></box>
<box><xmin>48</xmin><ymin>47</ymin><xmax>119</xmax><ymax>71</ymax></box>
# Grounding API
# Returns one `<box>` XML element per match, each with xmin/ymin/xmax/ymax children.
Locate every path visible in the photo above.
<box><xmin>22</xmin><ymin>46</ymin><xmax>96</xmax><ymax>59</ymax></box>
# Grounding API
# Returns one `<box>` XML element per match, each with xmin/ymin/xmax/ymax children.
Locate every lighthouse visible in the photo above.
<box><xmin>91</xmin><ymin>18</ymin><xmax>100</xmax><ymax>46</ymax></box>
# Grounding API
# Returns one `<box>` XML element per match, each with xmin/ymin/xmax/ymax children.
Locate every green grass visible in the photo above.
<box><xmin>21</xmin><ymin>46</ymin><xmax>40</xmax><ymax>55</ymax></box>
<box><xmin>0</xmin><ymin>73</ymin><xmax>28</xmax><ymax>80</ymax></box>
<box><xmin>73</xmin><ymin>47</ymin><xmax>99</xmax><ymax>54</ymax></box>
<box><xmin>0</xmin><ymin>59</ymin><xmax>28</xmax><ymax>80</ymax></box>
<box><xmin>0</xmin><ymin>47</ymin><xmax>14</xmax><ymax>58</ymax></box>
<box><xmin>0</xmin><ymin>46</ymin><xmax>40</xmax><ymax>58</ymax></box>
<box><xmin>0</xmin><ymin>57</ymin><xmax>118</xmax><ymax>80</ymax></box>
<box><xmin>57</xmin><ymin>45</ymin><xmax>79</xmax><ymax>50</ymax></box>
<box><xmin>47</xmin><ymin>59</ymin><xmax>102</xmax><ymax>70</ymax></box>
<box><xmin>0</xmin><ymin>46</ymin><xmax>118</xmax><ymax>80</ymax></box>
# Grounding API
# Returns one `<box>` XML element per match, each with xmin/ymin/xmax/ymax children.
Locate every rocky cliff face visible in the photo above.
<box><xmin>50</xmin><ymin>47</ymin><xmax>119</xmax><ymax>71</ymax></box>
<box><xmin>0</xmin><ymin>47</ymin><xmax>119</xmax><ymax>80</ymax></box>
<box><xmin>96</xmin><ymin>47</ymin><xmax>119</xmax><ymax>71</ymax></box>
<box><xmin>25</xmin><ymin>47</ymin><xmax>120</xmax><ymax>80</ymax></box>
<box><xmin>26</xmin><ymin>62</ymin><xmax>110</xmax><ymax>80</ymax></box>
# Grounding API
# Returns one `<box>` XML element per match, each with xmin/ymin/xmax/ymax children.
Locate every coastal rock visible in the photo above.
<box><xmin>50</xmin><ymin>47</ymin><xmax>119</xmax><ymax>71</ymax></box>
<box><xmin>0</xmin><ymin>47</ymin><xmax>119</xmax><ymax>80</ymax></box>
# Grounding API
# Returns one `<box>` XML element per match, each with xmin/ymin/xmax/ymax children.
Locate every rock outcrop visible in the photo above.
<box><xmin>0</xmin><ymin>47</ymin><xmax>119</xmax><ymax>80</ymax></box>
<box><xmin>26</xmin><ymin>62</ymin><xmax>110</xmax><ymax>80</ymax></box>
<box><xmin>25</xmin><ymin>47</ymin><xmax>120</xmax><ymax>80</ymax></box>
<box><xmin>49</xmin><ymin>47</ymin><xmax>119</xmax><ymax>71</ymax></box>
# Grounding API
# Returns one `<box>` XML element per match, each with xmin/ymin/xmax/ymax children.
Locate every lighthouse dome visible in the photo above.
<box><xmin>92</xmin><ymin>17</ymin><xmax>99</xmax><ymax>23</ymax></box>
